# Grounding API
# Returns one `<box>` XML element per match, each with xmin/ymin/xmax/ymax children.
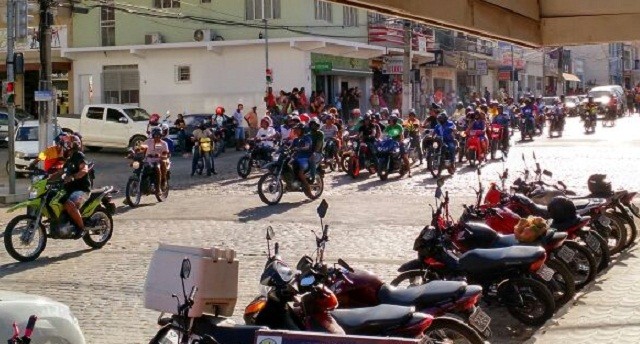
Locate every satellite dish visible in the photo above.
<box><xmin>194</xmin><ymin>29</ymin><xmax>204</xmax><ymax>42</ymax></box>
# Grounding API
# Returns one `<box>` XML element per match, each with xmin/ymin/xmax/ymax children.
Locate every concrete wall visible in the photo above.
<box><xmin>70</xmin><ymin>43</ymin><xmax>311</xmax><ymax>116</ymax></box>
<box><xmin>568</xmin><ymin>44</ymin><xmax>611</xmax><ymax>86</ymax></box>
<box><xmin>72</xmin><ymin>0</ymin><xmax>369</xmax><ymax>47</ymax></box>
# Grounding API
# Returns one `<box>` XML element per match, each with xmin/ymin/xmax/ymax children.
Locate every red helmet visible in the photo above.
<box><xmin>215</xmin><ymin>107</ymin><xmax>224</xmax><ymax>115</ymax></box>
<box><xmin>149</xmin><ymin>113</ymin><xmax>160</xmax><ymax>124</ymax></box>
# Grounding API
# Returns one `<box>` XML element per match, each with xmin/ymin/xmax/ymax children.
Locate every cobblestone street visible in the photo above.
<box><xmin>1</xmin><ymin>116</ymin><xmax>639</xmax><ymax>343</ymax></box>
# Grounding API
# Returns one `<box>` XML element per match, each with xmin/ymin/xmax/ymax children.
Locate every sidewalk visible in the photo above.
<box><xmin>530</xmin><ymin>221</ymin><xmax>640</xmax><ymax>344</ymax></box>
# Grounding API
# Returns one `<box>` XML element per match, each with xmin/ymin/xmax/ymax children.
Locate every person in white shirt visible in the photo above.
<box><xmin>233</xmin><ymin>104</ymin><xmax>245</xmax><ymax>150</ymax></box>
<box><xmin>255</xmin><ymin>118</ymin><xmax>278</xmax><ymax>161</ymax></box>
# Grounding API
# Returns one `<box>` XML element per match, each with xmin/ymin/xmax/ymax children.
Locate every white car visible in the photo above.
<box><xmin>0</xmin><ymin>290</ymin><xmax>85</xmax><ymax>343</ymax></box>
<box><xmin>10</xmin><ymin>120</ymin><xmax>59</xmax><ymax>174</ymax></box>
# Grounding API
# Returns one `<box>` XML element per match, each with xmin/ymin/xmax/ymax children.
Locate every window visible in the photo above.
<box><xmin>106</xmin><ymin>108</ymin><xmax>125</xmax><ymax>123</ymax></box>
<box><xmin>102</xmin><ymin>65</ymin><xmax>140</xmax><ymax>105</ymax></box>
<box><xmin>153</xmin><ymin>0</ymin><xmax>180</xmax><ymax>9</ymax></box>
<box><xmin>100</xmin><ymin>1</ymin><xmax>115</xmax><ymax>47</ymax></box>
<box><xmin>315</xmin><ymin>0</ymin><xmax>332</xmax><ymax>22</ymax></box>
<box><xmin>175</xmin><ymin>65</ymin><xmax>191</xmax><ymax>83</ymax></box>
<box><xmin>86</xmin><ymin>107</ymin><xmax>104</xmax><ymax>120</ymax></box>
<box><xmin>245</xmin><ymin>0</ymin><xmax>281</xmax><ymax>20</ymax></box>
<box><xmin>201</xmin><ymin>0</ymin><xmax>211</xmax><ymax>3</ymax></box>
<box><xmin>343</xmin><ymin>6</ymin><xmax>358</xmax><ymax>27</ymax></box>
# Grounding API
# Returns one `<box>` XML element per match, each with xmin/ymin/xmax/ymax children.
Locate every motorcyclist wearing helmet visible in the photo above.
<box><xmin>255</xmin><ymin>117</ymin><xmax>277</xmax><ymax>162</ymax></box>
<box><xmin>385</xmin><ymin>114</ymin><xmax>411</xmax><ymax>177</ymax></box>
<box><xmin>191</xmin><ymin>122</ymin><xmax>216</xmax><ymax>176</ymax></box>
<box><xmin>147</xmin><ymin>113</ymin><xmax>160</xmax><ymax>135</ymax></box>
<box><xmin>586</xmin><ymin>96</ymin><xmax>598</xmax><ymax>119</ymax></box>
<box><xmin>358</xmin><ymin>113</ymin><xmax>381</xmax><ymax>164</ymax></box>
<box><xmin>160</xmin><ymin>123</ymin><xmax>174</xmax><ymax>153</ymax></box>
<box><xmin>491</xmin><ymin>105</ymin><xmax>511</xmax><ymax>152</ymax></box>
<box><xmin>29</xmin><ymin>132</ymin><xmax>70</xmax><ymax>173</ymax></box>
<box><xmin>55</xmin><ymin>134</ymin><xmax>91</xmax><ymax>238</ymax></box>
<box><xmin>145</xmin><ymin>128</ymin><xmax>170</xmax><ymax>193</ymax></box>
<box><xmin>291</xmin><ymin>123</ymin><xmax>314</xmax><ymax>197</ymax></box>
<box><xmin>422</xmin><ymin>102</ymin><xmax>441</xmax><ymax>130</ymax></box>
<box><xmin>434</xmin><ymin>112</ymin><xmax>457</xmax><ymax>163</ymax></box>
<box><xmin>467</xmin><ymin>111</ymin><xmax>489</xmax><ymax>153</ymax></box>
<box><xmin>404</xmin><ymin>109</ymin><xmax>423</xmax><ymax>165</ymax></box>
<box><xmin>308</xmin><ymin>117</ymin><xmax>324</xmax><ymax>182</ymax></box>
<box><xmin>451</xmin><ymin>102</ymin><xmax>466</xmax><ymax>123</ymax></box>
<box><xmin>280</xmin><ymin>115</ymin><xmax>300</xmax><ymax>142</ymax></box>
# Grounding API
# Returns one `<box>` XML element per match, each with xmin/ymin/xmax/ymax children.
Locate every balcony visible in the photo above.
<box><xmin>367</xmin><ymin>16</ymin><xmax>435</xmax><ymax>53</ymax></box>
<box><xmin>454</xmin><ymin>37</ymin><xmax>494</xmax><ymax>57</ymax></box>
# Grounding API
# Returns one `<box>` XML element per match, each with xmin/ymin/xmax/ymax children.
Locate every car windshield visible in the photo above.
<box><xmin>0</xmin><ymin>113</ymin><xmax>7</xmax><ymax>126</ymax></box>
<box><xmin>123</xmin><ymin>108</ymin><xmax>151</xmax><ymax>122</ymax></box>
<box><xmin>16</xmin><ymin>126</ymin><xmax>38</xmax><ymax>141</ymax></box>
<box><xmin>185</xmin><ymin>115</ymin><xmax>211</xmax><ymax>126</ymax></box>
<box><xmin>588</xmin><ymin>91</ymin><xmax>612</xmax><ymax>98</ymax></box>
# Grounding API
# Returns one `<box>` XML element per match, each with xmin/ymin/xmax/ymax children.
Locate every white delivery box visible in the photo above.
<box><xmin>144</xmin><ymin>243</ymin><xmax>239</xmax><ymax>317</ymax></box>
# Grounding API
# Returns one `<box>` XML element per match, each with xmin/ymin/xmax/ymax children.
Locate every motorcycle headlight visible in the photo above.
<box><xmin>28</xmin><ymin>189</ymin><xmax>38</xmax><ymax>199</ymax></box>
<box><xmin>245</xmin><ymin>144</ymin><xmax>251</xmax><ymax>150</ymax></box>
<box><xmin>432</xmin><ymin>142</ymin><xmax>438</xmax><ymax>149</ymax></box>
<box><xmin>131</xmin><ymin>161</ymin><xmax>140</xmax><ymax>169</ymax></box>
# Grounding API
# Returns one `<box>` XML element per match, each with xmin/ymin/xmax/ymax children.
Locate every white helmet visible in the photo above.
<box><xmin>160</xmin><ymin>123</ymin><xmax>170</xmax><ymax>137</ymax></box>
<box><xmin>391</xmin><ymin>109</ymin><xmax>400</xmax><ymax>116</ymax></box>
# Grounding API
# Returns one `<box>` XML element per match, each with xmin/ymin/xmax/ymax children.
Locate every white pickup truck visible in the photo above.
<box><xmin>58</xmin><ymin>104</ymin><xmax>151</xmax><ymax>150</ymax></box>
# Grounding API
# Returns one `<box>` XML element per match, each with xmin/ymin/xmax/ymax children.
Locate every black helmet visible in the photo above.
<box><xmin>456</xmin><ymin>102</ymin><xmax>464</xmax><ymax>109</ymax></box>
<box><xmin>293</xmin><ymin>123</ymin><xmax>305</xmax><ymax>131</ymax></box>
<box><xmin>151</xmin><ymin>127</ymin><xmax>163</xmax><ymax>138</ymax></box>
<box><xmin>409</xmin><ymin>109</ymin><xmax>417</xmax><ymax>116</ymax></box>
<box><xmin>362</xmin><ymin>113</ymin><xmax>372</xmax><ymax>122</ymax></box>
<box><xmin>588</xmin><ymin>174</ymin><xmax>612</xmax><ymax>196</ymax></box>
<box><xmin>199</xmin><ymin>122</ymin><xmax>206</xmax><ymax>131</ymax></box>
<box><xmin>437</xmin><ymin>112</ymin><xmax>448</xmax><ymax>124</ymax></box>
<box><xmin>548</xmin><ymin>196</ymin><xmax>578</xmax><ymax>225</ymax></box>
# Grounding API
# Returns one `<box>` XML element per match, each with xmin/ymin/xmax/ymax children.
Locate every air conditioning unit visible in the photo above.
<box><xmin>193</xmin><ymin>29</ymin><xmax>224</xmax><ymax>42</ymax></box>
<box><xmin>145</xmin><ymin>33</ymin><xmax>163</xmax><ymax>45</ymax></box>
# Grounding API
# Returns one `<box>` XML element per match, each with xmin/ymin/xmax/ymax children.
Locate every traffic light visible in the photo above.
<box><xmin>266</xmin><ymin>68</ymin><xmax>273</xmax><ymax>84</ymax></box>
<box><xmin>4</xmin><ymin>82</ymin><xmax>16</xmax><ymax>104</ymax></box>
<box><xmin>15</xmin><ymin>0</ymin><xmax>28</xmax><ymax>40</ymax></box>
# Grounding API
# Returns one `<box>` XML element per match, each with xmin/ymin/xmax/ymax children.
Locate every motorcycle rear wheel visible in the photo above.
<box><xmin>258</xmin><ymin>173</ymin><xmax>284</xmax><ymax>205</ymax></box>
<box><xmin>4</xmin><ymin>215</ymin><xmax>47</xmax><ymax>262</ymax></box>
<box><xmin>502</xmin><ymin>277</ymin><xmax>555</xmax><ymax>326</ymax></box>
<box><xmin>467</xmin><ymin>150</ymin><xmax>477</xmax><ymax>167</ymax></box>
<box><xmin>607</xmin><ymin>210</ymin><xmax>637</xmax><ymax>249</ymax></box>
<box><xmin>596</xmin><ymin>212</ymin><xmax>627</xmax><ymax>255</ymax></box>
<box><xmin>82</xmin><ymin>208</ymin><xmax>113</xmax><ymax>249</ymax></box>
<box><xmin>490</xmin><ymin>140</ymin><xmax>498</xmax><ymax>160</ymax></box>
<box><xmin>422</xmin><ymin>316</ymin><xmax>484</xmax><ymax>344</ymax></box>
<box><xmin>427</xmin><ymin>154</ymin><xmax>443</xmax><ymax>178</ymax></box>
<box><xmin>237</xmin><ymin>156</ymin><xmax>252</xmax><ymax>179</ymax></box>
<box><xmin>542</xmin><ymin>258</ymin><xmax>576</xmax><ymax>308</ymax></box>
<box><xmin>308</xmin><ymin>176</ymin><xmax>324</xmax><ymax>200</ymax></box>
<box><xmin>125</xmin><ymin>178</ymin><xmax>142</xmax><ymax>208</ymax></box>
<box><xmin>577</xmin><ymin>230</ymin><xmax>610</xmax><ymax>273</ymax></box>
<box><xmin>155</xmin><ymin>181</ymin><xmax>169</xmax><ymax>202</ymax></box>
<box><xmin>562</xmin><ymin>240</ymin><xmax>597</xmax><ymax>289</ymax></box>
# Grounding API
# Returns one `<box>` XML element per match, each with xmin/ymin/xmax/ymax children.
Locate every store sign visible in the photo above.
<box><xmin>382</xmin><ymin>56</ymin><xmax>404</xmax><ymax>74</ymax></box>
<box><xmin>432</xmin><ymin>68</ymin><xmax>455</xmax><ymax>80</ymax></box>
<box><xmin>0</xmin><ymin>25</ymin><xmax>68</xmax><ymax>50</ymax></box>
<box><xmin>498</xmin><ymin>67</ymin><xmax>513</xmax><ymax>81</ymax></box>
<box><xmin>498</xmin><ymin>42</ymin><xmax>525</xmax><ymax>70</ymax></box>
<box><xmin>469</xmin><ymin>59</ymin><xmax>488</xmax><ymax>76</ymax></box>
<box><xmin>311</xmin><ymin>62</ymin><xmax>333</xmax><ymax>72</ymax></box>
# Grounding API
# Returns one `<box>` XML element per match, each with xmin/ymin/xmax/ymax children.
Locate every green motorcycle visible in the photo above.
<box><xmin>3</xmin><ymin>169</ymin><xmax>117</xmax><ymax>262</ymax></box>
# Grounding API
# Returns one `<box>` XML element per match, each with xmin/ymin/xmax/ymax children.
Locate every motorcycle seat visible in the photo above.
<box><xmin>572</xmin><ymin>198</ymin><xmax>607</xmax><ymax>215</ymax></box>
<box><xmin>551</xmin><ymin>216</ymin><xmax>591</xmax><ymax>232</ymax></box>
<box><xmin>378</xmin><ymin>280</ymin><xmax>467</xmax><ymax>308</ymax></box>
<box><xmin>331</xmin><ymin>304</ymin><xmax>413</xmax><ymax>332</ymax></box>
<box><xmin>458</xmin><ymin>246</ymin><xmax>546</xmax><ymax>273</ymax></box>
<box><xmin>511</xmin><ymin>194</ymin><xmax>549</xmax><ymax>217</ymax></box>
<box><xmin>493</xmin><ymin>230</ymin><xmax>567</xmax><ymax>248</ymax></box>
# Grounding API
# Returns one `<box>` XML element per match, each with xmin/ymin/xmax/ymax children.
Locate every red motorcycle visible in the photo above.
<box><xmin>346</xmin><ymin>138</ymin><xmax>377</xmax><ymax>178</ymax></box>
<box><xmin>465</xmin><ymin>130</ymin><xmax>486</xmax><ymax>166</ymax></box>
<box><xmin>488</xmin><ymin>124</ymin><xmax>507</xmax><ymax>160</ymax></box>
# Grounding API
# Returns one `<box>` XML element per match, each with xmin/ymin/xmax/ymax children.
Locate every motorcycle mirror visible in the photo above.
<box><xmin>338</xmin><ymin>258</ymin><xmax>355</xmax><ymax>273</ymax></box>
<box><xmin>317</xmin><ymin>199</ymin><xmax>329</xmax><ymax>219</ymax></box>
<box><xmin>435</xmin><ymin>187</ymin><xmax>443</xmax><ymax>199</ymax></box>
<box><xmin>266</xmin><ymin>226</ymin><xmax>275</xmax><ymax>240</ymax></box>
<box><xmin>180</xmin><ymin>258</ymin><xmax>191</xmax><ymax>280</ymax></box>
<box><xmin>543</xmin><ymin>170</ymin><xmax>553</xmax><ymax>177</ymax></box>
<box><xmin>533</xmin><ymin>152</ymin><xmax>537</xmax><ymax>160</ymax></box>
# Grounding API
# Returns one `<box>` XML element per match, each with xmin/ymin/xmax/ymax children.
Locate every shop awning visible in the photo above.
<box><xmin>562</xmin><ymin>73</ymin><xmax>581</xmax><ymax>82</ymax></box>
<box><xmin>328</xmin><ymin>0</ymin><xmax>640</xmax><ymax>47</ymax></box>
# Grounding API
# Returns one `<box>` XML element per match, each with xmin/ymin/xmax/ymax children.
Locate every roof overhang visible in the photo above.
<box><xmin>328</xmin><ymin>0</ymin><xmax>640</xmax><ymax>47</ymax></box>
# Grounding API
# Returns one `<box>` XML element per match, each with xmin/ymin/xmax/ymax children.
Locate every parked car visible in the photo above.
<box><xmin>58</xmin><ymin>104</ymin><xmax>151</xmax><ymax>150</ymax></box>
<box><xmin>7</xmin><ymin>120</ymin><xmax>61</xmax><ymax>175</ymax></box>
<box><xmin>0</xmin><ymin>108</ymin><xmax>32</xmax><ymax>147</ymax></box>
<box><xmin>0</xmin><ymin>290</ymin><xmax>85</xmax><ymax>343</ymax></box>
<box><xmin>588</xmin><ymin>85</ymin><xmax>626</xmax><ymax>116</ymax></box>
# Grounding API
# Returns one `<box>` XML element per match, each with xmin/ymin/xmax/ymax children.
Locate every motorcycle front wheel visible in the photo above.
<box><xmin>83</xmin><ymin>208</ymin><xmax>113</xmax><ymax>249</ymax></box>
<box><xmin>422</xmin><ymin>317</ymin><xmax>484</xmax><ymax>344</ymax></box>
<box><xmin>490</xmin><ymin>140</ymin><xmax>498</xmax><ymax>160</ymax></box>
<box><xmin>237</xmin><ymin>156</ymin><xmax>252</xmax><ymax>179</ymax></box>
<box><xmin>561</xmin><ymin>240</ymin><xmax>597</xmax><ymax>289</ymax></box>
<box><xmin>258</xmin><ymin>173</ymin><xmax>284</xmax><ymax>205</ymax></box>
<box><xmin>4</xmin><ymin>215</ymin><xmax>47</xmax><ymax>262</ymax></box>
<box><xmin>501</xmin><ymin>277</ymin><xmax>555</xmax><ymax>326</ymax></box>
<box><xmin>308</xmin><ymin>176</ymin><xmax>324</xmax><ymax>200</ymax></box>
<box><xmin>125</xmin><ymin>178</ymin><xmax>142</xmax><ymax>207</ymax></box>
<box><xmin>427</xmin><ymin>153</ymin><xmax>443</xmax><ymax>178</ymax></box>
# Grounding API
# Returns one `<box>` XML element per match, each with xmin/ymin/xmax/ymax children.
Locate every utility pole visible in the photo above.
<box><xmin>6</xmin><ymin>0</ymin><xmax>17</xmax><ymax>195</ymax></box>
<box><xmin>38</xmin><ymin>0</ymin><xmax>54</xmax><ymax>153</ymax></box>
<box><xmin>264</xmin><ymin>18</ymin><xmax>269</xmax><ymax>75</ymax></box>
<box><xmin>511</xmin><ymin>44</ymin><xmax>517</xmax><ymax>100</ymax></box>
<box><xmin>401</xmin><ymin>20</ymin><xmax>412</xmax><ymax>115</ymax></box>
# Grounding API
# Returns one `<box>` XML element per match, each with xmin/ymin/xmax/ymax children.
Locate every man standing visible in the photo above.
<box><xmin>233</xmin><ymin>104</ymin><xmax>245</xmax><ymax>151</ymax></box>
<box><xmin>244</xmin><ymin>106</ymin><xmax>259</xmax><ymax>140</ymax></box>
<box><xmin>484</xmin><ymin>87</ymin><xmax>491</xmax><ymax>102</ymax></box>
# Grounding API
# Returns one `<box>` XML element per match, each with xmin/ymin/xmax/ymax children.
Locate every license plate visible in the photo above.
<box><xmin>585</xmin><ymin>234</ymin><xmax>600</xmax><ymax>251</ymax></box>
<box><xmin>557</xmin><ymin>246</ymin><xmax>576</xmax><ymax>263</ymax></box>
<box><xmin>469</xmin><ymin>307</ymin><xmax>491</xmax><ymax>333</ymax></box>
<box><xmin>598</xmin><ymin>215</ymin><xmax>612</xmax><ymax>227</ymax></box>
<box><xmin>537</xmin><ymin>264</ymin><xmax>555</xmax><ymax>282</ymax></box>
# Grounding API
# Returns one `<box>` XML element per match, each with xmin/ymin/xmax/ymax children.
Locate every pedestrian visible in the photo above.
<box><xmin>233</xmin><ymin>104</ymin><xmax>245</xmax><ymax>151</ymax></box>
<box><xmin>264</xmin><ymin>87</ymin><xmax>277</xmax><ymax>112</ymax></box>
<box><xmin>299</xmin><ymin>87</ymin><xmax>309</xmax><ymax>112</ymax></box>
<box><xmin>244</xmin><ymin>106</ymin><xmax>259</xmax><ymax>139</ymax></box>
<box><xmin>370</xmin><ymin>87</ymin><xmax>380</xmax><ymax>112</ymax></box>
<box><xmin>174</xmin><ymin>113</ymin><xmax>187</xmax><ymax>155</ymax></box>
<box><xmin>484</xmin><ymin>87</ymin><xmax>491</xmax><ymax>102</ymax></box>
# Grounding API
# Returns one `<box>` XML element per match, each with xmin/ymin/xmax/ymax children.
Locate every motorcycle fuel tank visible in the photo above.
<box><xmin>331</xmin><ymin>269</ymin><xmax>384</xmax><ymax>308</ymax></box>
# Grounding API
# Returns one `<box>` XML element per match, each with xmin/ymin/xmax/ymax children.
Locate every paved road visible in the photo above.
<box><xmin>0</xmin><ymin>116</ymin><xmax>639</xmax><ymax>344</ymax></box>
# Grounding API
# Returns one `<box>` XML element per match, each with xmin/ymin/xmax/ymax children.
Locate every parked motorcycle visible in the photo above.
<box><xmin>125</xmin><ymin>147</ymin><xmax>170</xmax><ymax>207</ymax></box>
<box><xmin>375</xmin><ymin>137</ymin><xmax>409</xmax><ymax>181</ymax></box>
<box><xmin>257</xmin><ymin>145</ymin><xmax>324</xmax><ymax>205</ymax></box>
<box><xmin>148</xmin><ymin>258</ymin><xmax>261</xmax><ymax>344</ymax></box>
<box><xmin>465</xmin><ymin>130</ymin><xmax>486</xmax><ymax>167</ymax></box>
<box><xmin>237</xmin><ymin>139</ymin><xmax>274</xmax><ymax>179</ymax></box>
<box><xmin>346</xmin><ymin>139</ymin><xmax>377</xmax><ymax>179</ymax></box>
<box><xmin>4</xmin><ymin>168</ymin><xmax>116</xmax><ymax>262</ymax></box>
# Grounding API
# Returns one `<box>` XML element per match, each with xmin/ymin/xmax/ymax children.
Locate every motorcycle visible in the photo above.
<box><xmin>321</xmin><ymin>138</ymin><xmax>340</xmax><ymax>172</ymax></box>
<box><xmin>125</xmin><ymin>147</ymin><xmax>170</xmax><ymax>207</ymax></box>
<box><xmin>346</xmin><ymin>139</ymin><xmax>377</xmax><ymax>179</ymax></box>
<box><xmin>488</xmin><ymin>124</ymin><xmax>508</xmax><ymax>160</ymax></box>
<box><xmin>148</xmin><ymin>258</ymin><xmax>261</xmax><ymax>344</ymax></box>
<box><xmin>4</xmin><ymin>168</ymin><xmax>117</xmax><ymax>262</ymax></box>
<box><xmin>519</xmin><ymin>115</ymin><xmax>536</xmax><ymax>141</ymax></box>
<box><xmin>465</xmin><ymin>130</ymin><xmax>486</xmax><ymax>167</ymax></box>
<box><xmin>547</xmin><ymin>113</ymin><xmax>565</xmax><ymax>138</ymax></box>
<box><xmin>375</xmin><ymin>137</ymin><xmax>409</xmax><ymax>181</ymax></box>
<box><xmin>584</xmin><ymin>108</ymin><xmax>597</xmax><ymax>134</ymax></box>
<box><xmin>257</xmin><ymin>145</ymin><xmax>324</xmax><ymax>205</ymax></box>
<box><xmin>535</xmin><ymin>110</ymin><xmax>546</xmax><ymax>135</ymax></box>
<box><xmin>194</xmin><ymin>136</ymin><xmax>215</xmax><ymax>176</ymax></box>
<box><xmin>8</xmin><ymin>315</ymin><xmax>37</xmax><ymax>344</ymax></box>
<box><xmin>237</xmin><ymin>139</ymin><xmax>275</xmax><ymax>179</ymax></box>
<box><xmin>426</xmin><ymin>136</ymin><xmax>456</xmax><ymax>178</ymax></box>
<box><xmin>244</xmin><ymin>225</ymin><xmax>483</xmax><ymax>342</ymax></box>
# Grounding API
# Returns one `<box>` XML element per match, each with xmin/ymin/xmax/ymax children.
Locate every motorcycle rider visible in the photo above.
<box><xmin>308</xmin><ymin>118</ymin><xmax>324</xmax><ymax>182</ymax></box>
<box><xmin>404</xmin><ymin>109</ymin><xmax>423</xmax><ymax>165</ymax></box>
<box><xmin>521</xmin><ymin>98</ymin><xmax>536</xmax><ymax>134</ymax></box>
<box><xmin>491</xmin><ymin>105</ymin><xmax>511</xmax><ymax>153</ymax></box>
<box><xmin>451</xmin><ymin>102</ymin><xmax>466</xmax><ymax>123</ymax></box>
<box><xmin>56</xmin><ymin>134</ymin><xmax>91</xmax><ymax>238</ymax></box>
<box><xmin>373</xmin><ymin>112</ymin><xmax>385</xmax><ymax>132</ymax></box>
<box><xmin>146</xmin><ymin>113</ymin><xmax>160</xmax><ymax>136</ymax></box>
<box><xmin>467</xmin><ymin>111</ymin><xmax>489</xmax><ymax>153</ymax></box>
<box><xmin>385</xmin><ymin>114</ymin><xmax>411</xmax><ymax>177</ymax></box>
<box><xmin>29</xmin><ymin>132</ymin><xmax>70</xmax><ymax>173</ymax></box>
<box><xmin>422</xmin><ymin>103</ymin><xmax>441</xmax><ymax>130</ymax></box>
<box><xmin>358</xmin><ymin>113</ymin><xmax>381</xmax><ymax>165</ymax></box>
<box><xmin>320</xmin><ymin>114</ymin><xmax>340</xmax><ymax>161</ymax></box>
<box><xmin>255</xmin><ymin>117</ymin><xmax>277</xmax><ymax>162</ymax></box>
<box><xmin>191</xmin><ymin>122</ymin><xmax>216</xmax><ymax>176</ymax></box>
<box><xmin>291</xmin><ymin>124</ymin><xmax>314</xmax><ymax>197</ymax></box>
<box><xmin>434</xmin><ymin>112</ymin><xmax>457</xmax><ymax>165</ymax></box>
<box><xmin>551</xmin><ymin>98</ymin><xmax>566</xmax><ymax>132</ymax></box>
<box><xmin>145</xmin><ymin>128</ymin><xmax>170</xmax><ymax>194</ymax></box>
<box><xmin>160</xmin><ymin>123</ymin><xmax>174</xmax><ymax>153</ymax></box>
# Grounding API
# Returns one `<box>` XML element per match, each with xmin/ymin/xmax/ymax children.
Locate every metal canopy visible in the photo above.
<box><xmin>329</xmin><ymin>0</ymin><xmax>640</xmax><ymax>47</ymax></box>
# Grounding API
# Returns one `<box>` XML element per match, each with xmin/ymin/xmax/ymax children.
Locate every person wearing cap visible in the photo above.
<box><xmin>291</xmin><ymin>123</ymin><xmax>314</xmax><ymax>197</ymax></box>
<box><xmin>320</xmin><ymin>114</ymin><xmax>340</xmax><ymax>163</ymax></box>
<box><xmin>423</xmin><ymin>103</ymin><xmax>441</xmax><ymax>130</ymax></box>
<box><xmin>385</xmin><ymin>114</ymin><xmax>411</xmax><ymax>177</ymax></box>
<box><xmin>404</xmin><ymin>109</ymin><xmax>423</xmax><ymax>165</ymax></box>
<box><xmin>308</xmin><ymin>117</ymin><xmax>324</xmax><ymax>182</ymax></box>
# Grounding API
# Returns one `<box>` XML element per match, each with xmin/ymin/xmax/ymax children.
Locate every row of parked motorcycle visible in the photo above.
<box><xmin>147</xmin><ymin>152</ymin><xmax>638</xmax><ymax>343</ymax></box>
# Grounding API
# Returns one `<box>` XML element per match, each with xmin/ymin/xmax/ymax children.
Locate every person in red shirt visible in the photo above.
<box><xmin>29</xmin><ymin>133</ymin><xmax>70</xmax><ymax>173</ymax></box>
<box><xmin>264</xmin><ymin>87</ymin><xmax>277</xmax><ymax>112</ymax></box>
